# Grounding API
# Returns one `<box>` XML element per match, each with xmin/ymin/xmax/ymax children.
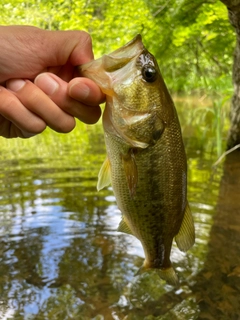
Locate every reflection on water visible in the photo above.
<box><xmin>0</xmin><ymin>98</ymin><xmax>239</xmax><ymax>319</ymax></box>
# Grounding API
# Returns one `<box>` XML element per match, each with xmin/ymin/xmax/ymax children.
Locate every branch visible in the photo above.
<box><xmin>153</xmin><ymin>0</ymin><xmax>171</xmax><ymax>17</ymax></box>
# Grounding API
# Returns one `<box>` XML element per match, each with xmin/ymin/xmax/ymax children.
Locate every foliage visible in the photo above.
<box><xmin>148</xmin><ymin>0</ymin><xmax>235</xmax><ymax>93</ymax></box>
<box><xmin>0</xmin><ymin>0</ymin><xmax>236</xmax><ymax>94</ymax></box>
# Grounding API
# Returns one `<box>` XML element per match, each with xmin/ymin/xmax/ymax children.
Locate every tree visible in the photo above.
<box><xmin>220</xmin><ymin>0</ymin><xmax>240</xmax><ymax>148</ymax></box>
<box><xmin>0</xmin><ymin>0</ymin><xmax>235</xmax><ymax>93</ymax></box>
<box><xmin>146</xmin><ymin>0</ymin><xmax>234</xmax><ymax>93</ymax></box>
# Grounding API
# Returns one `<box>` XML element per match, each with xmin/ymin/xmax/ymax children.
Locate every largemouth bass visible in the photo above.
<box><xmin>80</xmin><ymin>35</ymin><xmax>195</xmax><ymax>285</ymax></box>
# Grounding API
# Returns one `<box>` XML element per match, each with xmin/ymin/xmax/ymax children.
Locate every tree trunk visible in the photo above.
<box><xmin>191</xmin><ymin>150</ymin><xmax>240</xmax><ymax>319</ymax></box>
<box><xmin>221</xmin><ymin>0</ymin><xmax>240</xmax><ymax>149</ymax></box>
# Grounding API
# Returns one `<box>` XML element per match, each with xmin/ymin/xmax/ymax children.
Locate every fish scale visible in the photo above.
<box><xmin>80</xmin><ymin>35</ymin><xmax>195</xmax><ymax>285</ymax></box>
<box><xmin>107</xmin><ymin>115</ymin><xmax>184</xmax><ymax>245</ymax></box>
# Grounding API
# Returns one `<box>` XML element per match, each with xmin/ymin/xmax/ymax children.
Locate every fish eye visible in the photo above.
<box><xmin>142</xmin><ymin>65</ymin><xmax>157</xmax><ymax>83</ymax></box>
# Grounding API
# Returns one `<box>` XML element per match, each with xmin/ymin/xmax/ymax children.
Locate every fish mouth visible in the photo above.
<box><xmin>78</xmin><ymin>34</ymin><xmax>145</xmax><ymax>91</ymax></box>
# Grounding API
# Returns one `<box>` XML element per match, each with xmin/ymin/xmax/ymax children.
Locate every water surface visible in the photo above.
<box><xmin>0</xmin><ymin>97</ymin><xmax>239</xmax><ymax>319</ymax></box>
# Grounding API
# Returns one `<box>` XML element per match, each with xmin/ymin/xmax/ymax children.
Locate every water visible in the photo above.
<box><xmin>0</xmin><ymin>98</ymin><xmax>239</xmax><ymax>319</ymax></box>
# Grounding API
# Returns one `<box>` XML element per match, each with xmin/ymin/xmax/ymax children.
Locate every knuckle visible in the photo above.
<box><xmin>0</xmin><ymin>86</ymin><xmax>47</xmax><ymax>135</ymax></box>
<box><xmin>79</xmin><ymin>30</ymin><xmax>92</xmax><ymax>46</ymax></box>
<box><xmin>25</xmin><ymin>87</ymin><xmax>41</xmax><ymax>106</ymax></box>
<box><xmin>0</xmin><ymin>94</ymin><xmax>17</xmax><ymax>115</ymax></box>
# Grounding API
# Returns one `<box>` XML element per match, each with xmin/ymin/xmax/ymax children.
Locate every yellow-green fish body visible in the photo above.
<box><xmin>80</xmin><ymin>35</ymin><xmax>195</xmax><ymax>285</ymax></box>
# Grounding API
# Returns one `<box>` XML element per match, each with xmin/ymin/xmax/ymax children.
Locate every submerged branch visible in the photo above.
<box><xmin>213</xmin><ymin>144</ymin><xmax>240</xmax><ymax>167</ymax></box>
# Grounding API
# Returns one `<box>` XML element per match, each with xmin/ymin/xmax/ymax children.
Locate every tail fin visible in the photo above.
<box><xmin>158</xmin><ymin>267</ymin><xmax>179</xmax><ymax>286</ymax></box>
<box><xmin>136</xmin><ymin>265</ymin><xmax>179</xmax><ymax>286</ymax></box>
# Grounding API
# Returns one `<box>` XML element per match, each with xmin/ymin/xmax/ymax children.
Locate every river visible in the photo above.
<box><xmin>0</xmin><ymin>96</ymin><xmax>239</xmax><ymax>319</ymax></box>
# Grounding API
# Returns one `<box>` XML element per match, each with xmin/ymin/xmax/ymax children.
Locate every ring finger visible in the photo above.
<box><xmin>6</xmin><ymin>79</ymin><xmax>76</xmax><ymax>133</ymax></box>
<box><xmin>0</xmin><ymin>85</ymin><xmax>47</xmax><ymax>136</ymax></box>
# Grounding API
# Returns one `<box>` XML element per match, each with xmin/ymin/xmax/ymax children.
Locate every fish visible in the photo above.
<box><xmin>79</xmin><ymin>35</ymin><xmax>195</xmax><ymax>285</ymax></box>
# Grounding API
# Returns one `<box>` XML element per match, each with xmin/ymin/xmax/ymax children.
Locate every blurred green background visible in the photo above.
<box><xmin>0</xmin><ymin>0</ymin><xmax>234</xmax><ymax>94</ymax></box>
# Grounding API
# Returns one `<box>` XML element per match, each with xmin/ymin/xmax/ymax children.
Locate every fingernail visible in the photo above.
<box><xmin>35</xmin><ymin>73</ymin><xmax>59</xmax><ymax>96</ymax></box>
<box><xmin>7</xmin><ymin>79</ymin><xmax>26</xmax><ymax>92</ymax></box>
<box><xmin>69</xmin><ymin>82</ymin><xmax>90</xmax><ymax>100</ymax></box>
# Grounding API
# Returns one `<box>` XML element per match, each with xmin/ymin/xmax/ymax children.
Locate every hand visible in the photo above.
<box><xmin>0</xmin><ymin>25</ymin><xmax>105</xmax><ymax>138</ymax></box>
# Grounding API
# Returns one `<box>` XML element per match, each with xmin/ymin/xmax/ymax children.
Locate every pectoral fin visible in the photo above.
<box><xmin>121</xmin><ymin>149</ymin><xmax>138</xmax><ymax>197</ymax></box>
<box><xmin>175</xmin><ymin>201</ymin><xmax>195</xmax><ymax>252</ymax></box>
<box><xmin>97</xmin><ymin>157</ymin><xmax>111</xmax><ymax>191</ymax></box>
<box><xmin>117</xmin><ymin>217</ymin><xmax>134</xmax><ymax>236</ymax></box>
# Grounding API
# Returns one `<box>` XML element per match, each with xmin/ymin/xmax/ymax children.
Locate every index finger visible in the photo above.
<box><xmin>42</xmin><ymin>30</ymin><xmax>95</xmax><ymax>67</ymax></box>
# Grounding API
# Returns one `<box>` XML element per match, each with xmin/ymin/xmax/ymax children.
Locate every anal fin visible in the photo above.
<box><xmin>175</xmin><ymin>201</ymin><xmax>195</xmax><ymax>252</ymax></box>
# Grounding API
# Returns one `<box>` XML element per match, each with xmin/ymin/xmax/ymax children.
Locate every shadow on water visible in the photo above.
<box><xmin>192</xmin><ymin>150</ymin><xmax>240</xmax><ymax>320</ymax></box>
<box><xmin>0</xmin><ymin>97</ymin><xmax>239</xmax><ymax>319</ymax></box>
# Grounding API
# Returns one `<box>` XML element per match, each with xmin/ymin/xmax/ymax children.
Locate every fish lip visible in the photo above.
<box><xmin>104</xmin><ymin>34</ymin><xmax>144</xmax><ymax>59</ymax></box>
<box><xmin>78</xmin><ymin>34</ymin><xmax>144</xmax><ymax>77</ymax></box>
<box><xmin>79</xmin><ymin>34</ymin><xmax>143</xmax><ymax>62</ymax></box>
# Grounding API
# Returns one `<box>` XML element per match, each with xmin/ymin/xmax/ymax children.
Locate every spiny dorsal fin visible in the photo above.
<box><xmin>121</xmin><ymin>149</ymin><xmax>138</xmax><ymax>197</ymax></box>
<box><xmin>97</xmin><ymin>157</ymin><xmax>111</xmax><ymax>191</ymax></box>
<box><xmin>175</xmin><ymin>201</ymin><xmax>195</xmax><ymax>252</ymax></box>
<box><xmin>117</xmin><ymin>217</ymin><xmax>134</xmax><ymax>236</ymax></box>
